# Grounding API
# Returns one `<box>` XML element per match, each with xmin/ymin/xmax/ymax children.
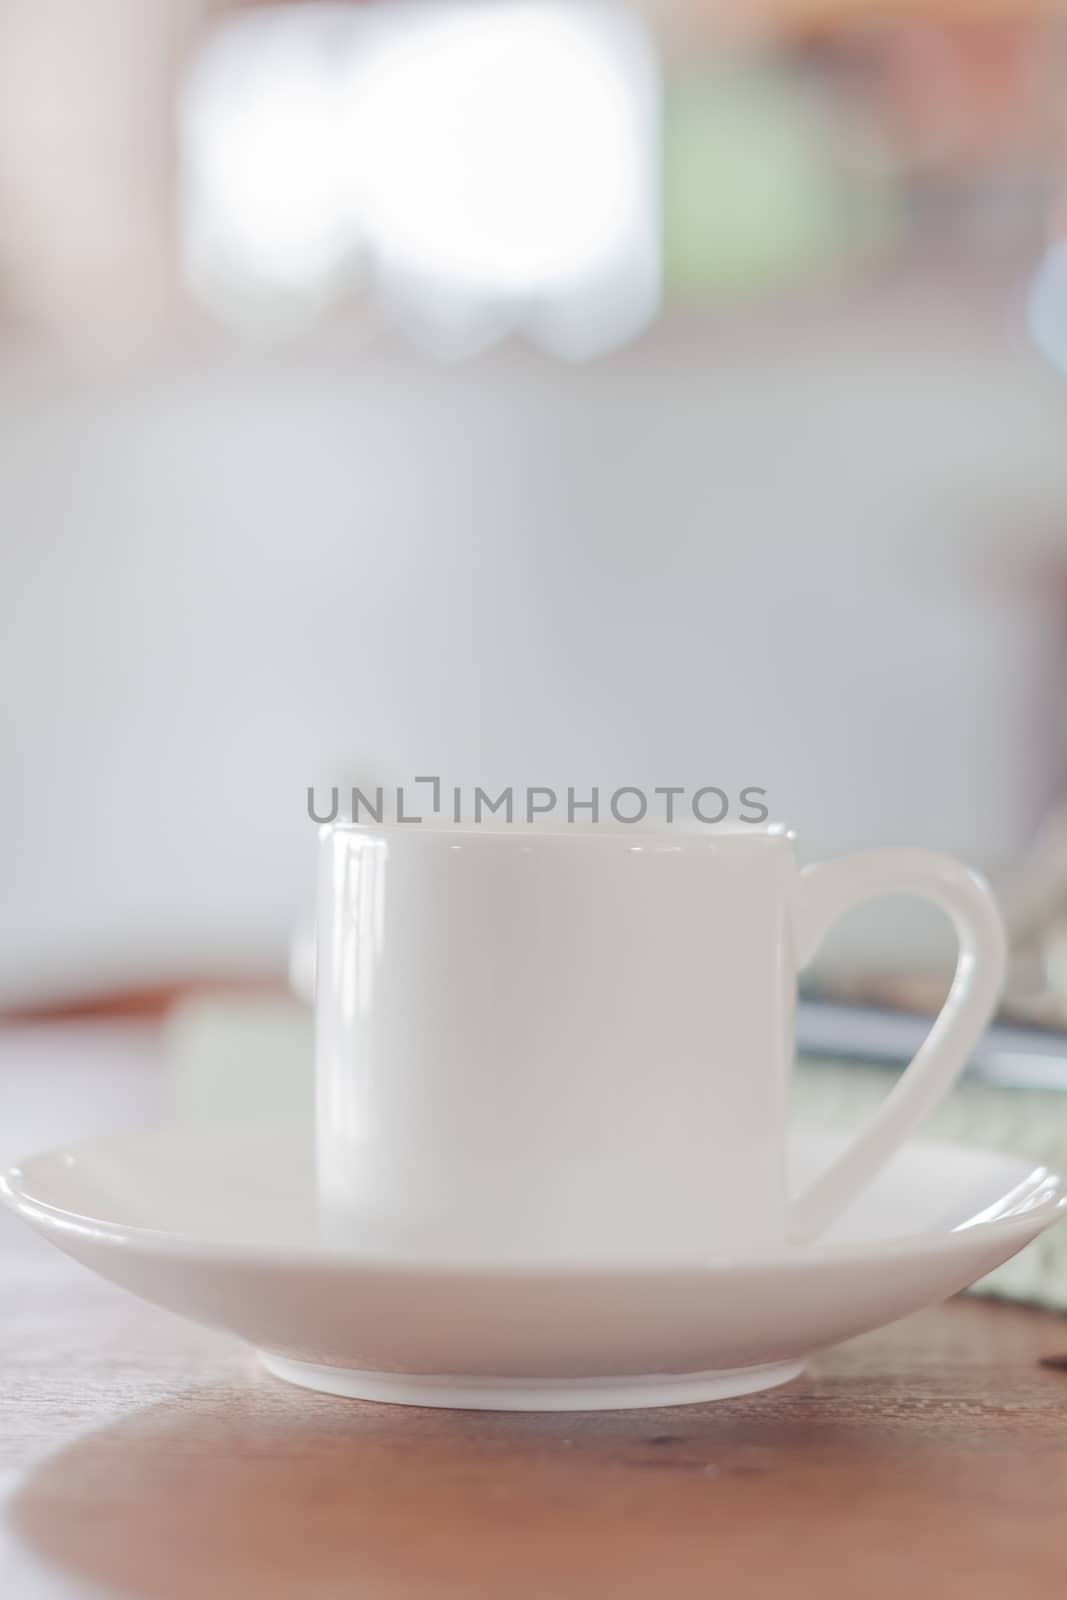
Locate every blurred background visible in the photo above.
<box><xmin>5</xmin><ymin>0</ymin><xmax>1067</xmax><ymax>1015</ymax></box>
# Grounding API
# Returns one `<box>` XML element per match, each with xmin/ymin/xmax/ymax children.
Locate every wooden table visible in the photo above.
<box><xmin>3</xmin><ymin>1025</ymin><xmax>1067</xmax><ymax>1597</ymax></box>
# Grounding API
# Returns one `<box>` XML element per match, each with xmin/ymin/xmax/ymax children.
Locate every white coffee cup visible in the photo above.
<box><xmin>315</xmin><ymin>822</ymin><xmax>1005</xmax><ymax>1261</ymax></box>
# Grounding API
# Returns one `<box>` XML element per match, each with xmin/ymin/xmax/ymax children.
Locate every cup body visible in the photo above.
<box><xmin>316</xmin><ymin>822</ymin><xmax>799</xmax><ymax>1262</ymax></box>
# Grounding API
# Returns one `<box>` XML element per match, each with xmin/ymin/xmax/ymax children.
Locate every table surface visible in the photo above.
<box><xmin>3</xmin><ymin>1024</ymin><xmax>1067</xmax><ymax>1598</ymax></box>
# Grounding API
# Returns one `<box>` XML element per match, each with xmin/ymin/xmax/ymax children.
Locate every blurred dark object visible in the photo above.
<box><xmin>798</xmin><ymin>996</ymin><xmax>1067</xmax><ymax>1089</ymax></box>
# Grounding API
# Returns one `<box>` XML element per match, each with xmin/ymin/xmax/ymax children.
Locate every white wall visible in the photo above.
<box><xmin>3</xmin><ymin>273</ymin><xmax>1066</xmax><ymax>1003</ymax></box>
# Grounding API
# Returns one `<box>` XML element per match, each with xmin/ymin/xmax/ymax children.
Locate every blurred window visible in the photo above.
<box><xmin>180</xmin><ymin>0</ymin><xmax>661</xmax><ymax>356</ymax></box>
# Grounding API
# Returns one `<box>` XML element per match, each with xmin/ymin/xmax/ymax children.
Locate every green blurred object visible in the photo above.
<box><xmin>663</xmin><ymin>62</ymin><xmax>899</xmax><ymax>298</ymax></box>
<box><xmin>797</xmin><ymin>1058</ymin><xmax>1067</xmax><ymax>1312</ymax></box>
<box><xmin>165</xmin><ymin>994</ymin><xmax>313</xmax><ymax>1125</ymax></box>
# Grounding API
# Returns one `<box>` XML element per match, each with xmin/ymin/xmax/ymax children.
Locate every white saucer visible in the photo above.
<box><xmin>2</xmin><ymin>1123</ymin><xmax>1063</xmax><ymax>1411</ymax></box>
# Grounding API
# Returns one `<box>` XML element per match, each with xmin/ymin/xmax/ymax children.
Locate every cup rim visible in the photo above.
<box><xmin>320</xmin><ymin>820</ymin><xmax>796</xmax><ymax>845</ymax></box>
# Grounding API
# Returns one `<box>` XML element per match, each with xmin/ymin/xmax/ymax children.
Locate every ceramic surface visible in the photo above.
<box><xmin>316</xmin><ymin>824</ymin><xmax>1006</xmax><ymax>1256</ymax></box>
<box><xmin>3</xmin><ymin>1122</ymin><xmax>1060</xmax><ymax>1410</ymax></box>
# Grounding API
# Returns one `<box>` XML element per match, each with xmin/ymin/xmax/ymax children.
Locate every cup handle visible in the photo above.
<box><xmin>789</xmin><ymin>847</ymin><xmax>1007</xmax><ymax>1243</ymax></box>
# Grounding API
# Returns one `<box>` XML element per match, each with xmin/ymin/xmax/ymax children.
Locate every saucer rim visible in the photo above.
<box><xmin>3</xmin><ymin>1124</ymin><xmax>1064</xmax><ymax>1279</ymax></box>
